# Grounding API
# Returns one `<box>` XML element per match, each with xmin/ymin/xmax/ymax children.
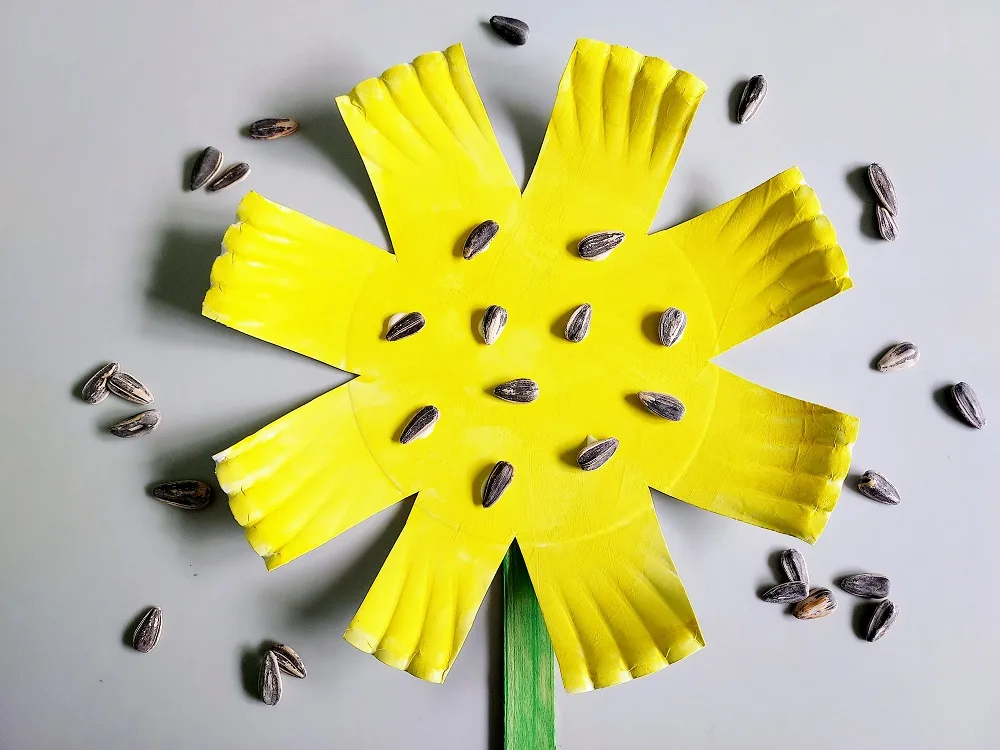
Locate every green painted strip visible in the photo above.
<box><xmin>503</xmin><ymin>543</ymin><xmax>555</xmax><ymax>750</ymax></box>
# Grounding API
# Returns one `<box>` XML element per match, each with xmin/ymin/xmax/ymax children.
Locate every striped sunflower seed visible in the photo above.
<box><xmin>259</xmin><ymin>651</ymin><xmax>282</xmax><ymax>706</ymax></box>
<box><xmin>108</xmin><ymin>372</ymin><xmax>154</xmax><ymax>405</ymax></box>
<box><xmin>189</xmin><ymin>146</ymin><xmax>223</xmax><ymax>190</ymax></box>
<box><xmin>876</xmin><ymin>204</ymin><xmax>898</xmax><ymax>241</ymax></box>
<box><xmin>951</xmin><ymin>382</ymin><xmax>986</xmax><ymax>429</ymax></box>
<box><xmin>150</xmin><ymin>480</ymin><xmax>214</xmax><ymax>510</ymax></box>
<box><xmin>463</xmin><ymin>220</ymin><xmax>499</xmax><ymax>259</ymax></box>
<box><xmin>494</xmin><ymin>378</ymin><xmax>539</xmax><ymax>403</ymax></box>
<box><xmin>760</xmin><ymin>580</ymin><xmax>808</xmax><ymax>604</ymax></box>
<box><xmin>207</xmin><ymin>162</ymin><xmax>250</xmax><ymax>192</ymax></box>
<box><xmin>658</xmin><ymin>308</ymin><xmax>687</xmax><ymax>347</ymax></box>
<box><xmin>780</xmin><ymin>549</ymin><xmax>809</xmax><ymax>586</ymax></box>
<box><xmin>793</xmin><ymin>588</ymin><xmax>838</xmax><ymax>620</ymax></box>
<box><xmin>270</xmin><ymin>644</ymin><xmax>306</xmax><ymax>679</ymax></box>
<box><xmin>480</xmin><ymin>305</ymin><xmax>508</xmax><ymax>345</ymax></box>
<box><xmin>858</xmin><ymin>470</ymin><xmax>900</xmax><ymax>505</ymax></box>
<box><xmin>82</xmin><ymin>362</ymin><xmax>118</xmax><ymax>404</ymax></box>
<box><xmin>110</xmin><ymin>410</ymin><xmax>161</xmax><ymax>439</ymax></box>
<box><xmin>638</xmin><ymin>391</ymin><xmax>685</xmax><ymax>421</ymax></box>
<box><xmin>840</xmin><ymin>573</ymin><xmax>890</xmax><ymax>599</ymax></box>
<box><xmin>565</xmin><ymin>304</ymin><xmax>592</xmax><ymax>342</ymax></box>
<box><xmin>866</xmin><ymin>599</ymin><xmax>898</xmax><ymax>642</ymax></box>
<box><xmin>876</xmin><ymin>342</ymin><xmax>919</xmax><ymax>372</ymax></box>
<box><xmin>249</xmin><ymin>118</ymin><xmax>299</xmax><ymax>140</ymax></box>
<box><xmin>737</xmin><ymin>75</ymin><xmax>767</xmax><ymax>124</ymax></box>
<box><xmin>482</xmin><ymin>461</ymin><xmax>514</xmax><ymax>508</ymax></box>
<box><xmin>132</xmin><ymin>606</ymin><xmax>162</xmax><ymax>653</ymax></box>
<box><xmin>867</xmin><ymin>163</ymin><xmax>898</xmax><ymax>216</ymax></box>
<box><xmin>577</xmin><ymin>437</ymin><xmax>619</xmax><ymax>471</ymax></box>
<box><xmin>489</xmin><ymin>15</ymin><xmax>529</xmax><ymax>45</ymax></box>
<box><xmin>400</xmin><ymin>406</ymin><xmax>440</xmax><ymax>444</ymax></box>
<box><xmin>386</xmin><ymin>312</ymin><xmax>425</xmax><ymax>341</ymax></box>
<box><xmin>577</xmin><ymin>231</ymin><xmax>625</xmax><ymax>261</ymax></box>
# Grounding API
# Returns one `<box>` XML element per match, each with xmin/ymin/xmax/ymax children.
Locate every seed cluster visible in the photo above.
<box><xmin>188</xmin><ymin>118</ymin><xmax>299</xmax><ymax>194</ymax></box>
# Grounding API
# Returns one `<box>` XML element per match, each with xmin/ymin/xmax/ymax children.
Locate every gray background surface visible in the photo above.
<box><xmin>1</xmin><ymin>1</ymin><xmax>998</xmax><ymax>748</ymax></box>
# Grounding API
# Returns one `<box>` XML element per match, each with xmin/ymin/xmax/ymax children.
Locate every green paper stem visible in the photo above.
<box><xmin>503</xmin><ymin>543</ymin><xmax>555</xmax><ymax>750</ymax></box>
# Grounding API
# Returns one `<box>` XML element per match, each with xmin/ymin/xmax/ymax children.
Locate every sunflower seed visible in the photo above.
<box><xmin>270</xmin><ymin>644</ymin><xmax>306</xmax><ymax>679</ymax></box>
<box><xmin>463</xmin><ymin>220</ymin><xmax>499</xmax><ymax>259</ymax></box>
<box><xmin>108</xmin><ymin>372</ymin><xmax>154</xmax><ymax>404</ymax></box>
<box><xmin>249</xmin><ymin>118</ymin><xmax>299</xmax><ymax>140</ymax></box>
<box><xmin>480</xmin><ymin>305</ymin><xmax>508</xmax><ymax>345</ymax></box>
<box><xmin>780</xmin><ymin>549</ymin><xmax>809</xmax><ymax>585</ymax></box>
<box><xmin>565</xmin><ymin>304</ymin><xmax>592</xmax><ymax>342</ymax></box>
<box><xmin>866</xmin><ymin>599</ymin><xmax>898</xmax><ymax>642</ymax></box>
<box><xmin>858</xmin><ymin>470</ymin><xmax>900</xmax><ymax>505</ymax></box>
<box><xmin>81</xmin><ymin>362</ymin><xmax>118</xmax><ymax>404</ymax></box>
<box><xmin>132</xmin><ymin>606</ymin><xmax>162</xmax><ymax>653</ymax></box>
<box><xmin>876</xmin><ymin>204</ymin><xmax>898</xmax><ymax>241</ymax></box>
<box><xmin>658</xmin><ymin>308</ymin><xmax>687</xmax><ymax>347</ymax></box>
<box><xmin>482</xmin><ymin>461</ymin><xmax>514</xmax><ymax>508</ymax></box>
<box><xmin>489</xmin><ymin>15</ymin><xmax>529</xmax><ymax>45</ymax></box>
<box><xmin>189</xmin><ymin>146</ymin><xmax>223</xmax><ymax>190</ymax></box>
<box><xmin>577</xmin><ymin>231</ymin><xmax>625</xmax><ymax>261</ymax></box>
<box><xmin>793</xmin><ymin>588</ymin><xmax>838</xmax><ymax>620</ymax></box>
<box><xmin>494</xmin><ymin>378</ymin><xmax>539</xmax><ymax>403</ymax></box>
<box><xmin>867</xmin><ymin>163</ymin><xmax>898</xmax><ymax>216</ymax></box>
<box><xmin>386</xmin><ymin>312</ymin><xmax>425</xmax><ymax>341</ymax></box>
<box><xmin>840</xmin><ymin>573</ymin><xmax>890</xmax><ymax>599</ymax></box>
<box><xmin>637</xmin><ymin>391</ymin><xmax>685</xmax><ymax>421</ymax></box>
<box><xmin>150</xmin><ymin>480</ymin><xmax>214</xmax><ymax>510</ymax></box>
<box><xmin>207</xmin><ymin>162</ymin><xmax>250</xmax><ymax>192</ymax></box>
<box><xmin>400</xmin><ymin>406</ymin><xmax>440</xmax><ymax>444</ymax></box>
<box><xmin>876</xmin><ymin>342</ymin><xmax>919</xmax><ymax>372</ymax></box>
<box><xmin>760</xmin><ymin>580</ymin><xmax>808</xmax><ymax>604</ymax></box>
<box><xmin>952</xmin><ymin>382</ymin><xmax>986</xmax><ymax>429</ymax></box>
<box><xmin>110</xmin><ymin>410</ymin><xmax>161</xmax><ymax>439</ymax></box>
<box><xmin>737</xmin><ymin>75</ymin><xmax>767</xmax><ymax>124</ymax></box>
<box><xmin>577</xmin><ymin>437</ymin><xmax>619</xmax><ymax>471</ymax></box>
<box><xmin>259</xmin><ymin>651</ymin><xmax>282</xmax><ymax>706</ymax></box>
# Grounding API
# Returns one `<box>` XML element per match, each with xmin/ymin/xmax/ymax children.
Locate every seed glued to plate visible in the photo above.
<box><xmin>132</xmin><ymin>606</ymin><xmax>162</xmax><ymax>653</ymax></box>
<box><xmin>840</xmin><ymin>573</ymin><xmax>890</xmax><ymax>599</ymax></box>
<box><xmin>760</xmin><ymin>580</ymin><xmax>808</xmax><ymax>604</ymax></box>
<box><xmin>270</xmin><ymin>644</ymin><xmax>306</xmax><ymax>679</ymax></box>
<box><xmin>150</xmin><ymin>480</ymin><xmax>214</xmax><ymax>510</ymax></box>
<box><xmin>400</xmin><ymin>406</ymin><xmax>440</xmax><ymax>444</ymax></box>
<box><xmin>876</xmin><ymin>342</ymin><xmax>919</xmax><ymax>372</ymax></box>
<box><xmin>259</xmin><ymin>651</ymin><xmax>282</xmax><ymax>706</ymax></box>
<box><xmin>793</xmin><ymin>588</ymin><xmax>838</xmax><ymax>620</ymax></box>
<box><xmin>482</xmin><ymin>461</ymin><xmax>514</xmax><ymax>508</ymax></box>
<box><xmin>737</xmin><ymin>75</ymin><xmax>767</xmax><ymax>124</ymax></box>
<box><xmin>463</xmin><ymin>220</ymin><xmax>499</xmax><ymax>259</ymax></box>
<box><xmin>108</xmin><ymin>371</ymin><xmax>154</xmax><ymax>404</ymax></box>
<box><xmin>866</xmin><ymin>599</ymin><xmax>897</xmax><ymax>642</ymax></box>
<box><xmin>565</xmin><ymin>304</ymin><xmax>592</xmax><ymax>342</ymax></box>
<box><xmin>189</xmin><ymin>146</ymin><xmax>223</xmax><ymax>190</ymax></box>
<box><xmin>577</xmin><ymin>436</ymin><xmax>619</xmax><ymax>471</ymax></box>
<box><xmin>638</xmin><ymin>391</ymin><xmax>685</xmax><ymax>421</ymax></box>
<box><xmin>658</xmin><ymin>308</ymin><xmax>687</xmax><ymax>347</ymax></box>
<box><xmin>489</xmin><ymin>15</ymin><xmax>529</xmax><ymax>45</ymax></box>
<box><xmin>480</xmin><ymin>305</ymin><xmax>508</xmax><ymax>345</ymax></box>
<box><xmin>207</xmin><ymin>162</ymin><xmax>250</xmax><ymax>192</ymax></box>
<box><xmin>857</xmin><ymin>470</ymin><xmax>900</xmax><ymax>505</ymax></box>
<box><xmin>577</xmin><ymin>231</ymin><xmax>625</xmax><ymax>261</ymax></box>
<box><xmin>780</xmin><ymin>549</ymin><xmax>809</xmax><ymax>585</ymax></box>
<box><xmin>385</xmin><ymin>312</ymin><xmax>425</xmax><ymax>341</ymax></box>
<box><xmin>875</xmin><ymin>204</ymin><xmax>898</xmax><ymax>241</ymax></box>
<box><xmin>951</xmin><ymin>382</ymin><xmax>986</xmax><ymax>429</ymax></box>
<box><xmin>867</xmin><ymin>163</ymin><xmax>898</xmax><ymax>216</ymax></box>
<box><xmin>81</xmin><ymin>362</ymin><xmax>118</xmax><ymax>404</ymax></box>
<box><xmin>494</xmin><ymin>378</ymin><xmax>539</xmax><ymax>403</ymax></box>
<box><xmin>249</xmin><ymin>118</ymin><xmax>299</xmax><ymax>140</ymax></box>
<box><xmin>110</xmin><ymin>410</ymin><xmax>161</xmax><ymax>439</ymax></box>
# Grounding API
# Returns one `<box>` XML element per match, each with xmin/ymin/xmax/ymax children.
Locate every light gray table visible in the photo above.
<box><xmin>2</xmin><ymin>1</ymin><xmax>998</xmax><ymax>748</ymax></box>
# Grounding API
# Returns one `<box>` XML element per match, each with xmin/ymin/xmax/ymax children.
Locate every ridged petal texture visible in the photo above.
<box><xmin>203</xmin><ymin>39</ymin><xmax>858</xmax><ymax>692</ymax></box>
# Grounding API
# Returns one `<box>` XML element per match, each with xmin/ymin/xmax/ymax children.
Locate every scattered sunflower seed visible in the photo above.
<box><xmin>737</xmin><ymin>75</ymin><xmax>767</xmax><ymax>124</ymax></box>
<box><xmin>463</xmin><ymin>220</ymin><xmax>499</xmax><ymax>259</ymax></box>
<box><xmin>108</xmin><ymin>371</ymin><xmax>154</xmax><ymax>405</ymax></box>
<box><xmin>150</xmin><ymin>480</ymin><xmax>214</xmax><ymax>510</ymax></box>
<box><xmin>132</xmin><ymin>606</ymin><xmax>162</xmax><ymax>653</ymax></box>
<box><xmin>110</xmin><ymin>410</ymin><xmax>161</xmax><ymax>439</ymax></box>
<box><xmin>780</xmin><ymin>549</ymin><xmax>809</xmax><ymax>586</ymax></box>
<box><xmin>840</xmin><ymin>573</ymin><xmax>890</xmax><ymax>599</ymax></box>
<box><xmin>482</xmin><ymin>461</ymin><xmax>514</xmax><ymax>508</ymax></box>
<box><xmin>480</xmin><ymin>305</ymin><xmax>508</xmax><ymax>345</ymax></box>
<box><xmin>400</xmin><ymin>406</ymin><xmax>440</xmax><ymax>444</ymax></box>
<box><xmin>189</xmin><ymin>146</ymin><xmax>224</xmax><ymax>190</ymax></box>
<box><xmin>793</xmin><ymin>588</ymin><xmax>838</xmax><ymax>620</ymax></box>
<box><xmin>81</xmin><ymin>362</ymin><xmax>118</xmax><ymax>404</ymax></box>
<box><xmin>270</xmin><ymin>644</ymin><xmax>306</xmax><ymax>679</ymax></box>
<box><xmin>760</xmin><ymin>580</ymin><xmax>808</xmax><ymax>604</ymax></box>
<box><xmin>875</xmin><ymin>204</ymin><xmax>898</xmax><ymax>241</ymax></box>
<box><xmin>259</xmin><ymin>650</ymin><xmax>282</xmax><ymax>706</ymax></box>
<box><xmin>658</xmin><ymin>308</ymin><xmax>687</xmax><ymax>347</ymax></box>
<box><xmin>489</xmin><ymin>15</ymin><xmax>529</xmax><ymax>46</ymax></box>
<box><xmin>493</xmin><ymin>378</ymin><xmax>539</xmax><ymax>403</ymax></box>
<box><xmin>386</xmin><ymin>312</ymin><xmax>425</xmax><ymax>341</ymax></box>
<box><xmin>207</xmin><ymin>162</ymin><xmax>250</xmax><ymax>192</ymax></box>
<box><xmin>867</xmin><ymin>163</ymin><xmax>898</xmax><ymax>216</ymax></box>
<box><xmin>637</xmin><ymin>391</ymin><xmax>685</xmax><ymax>421</ymax></box>
<box><xmin>577</xmin><ymin>437</ymin><xmax>619</xmax><ymax>471</ymax></box>
<box><xmin>249</xmin><ymin>118</ymin><xmax>299</xmax><ymax>140</ymax></box>
<box><xmin>866</xmin><ymin>599</ymin><xmax>898</xmax><ymax>642</ymax></box>
<box><xmin>565</xmin><ymin>304</ymin><xmax>592</xmax><ymax>342</ymax></box>
<box><xmin>857</xmin><ymin>470</ymin><xmax>900</xmax><ymax>505</ymax></box>
<box><xmin>951</xmin><ymin>382</ymin><xmax>986</xmax><ymax>429</ymax></box>
<box><xmin>577</xmin><ymin>231</ymin><xmax>625</xmax><ymax>261</ymax></box>
<box><xmin>876</xmin><ymin>342</ymin><xmax>919</xmax><ymax>372</ymax></box>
